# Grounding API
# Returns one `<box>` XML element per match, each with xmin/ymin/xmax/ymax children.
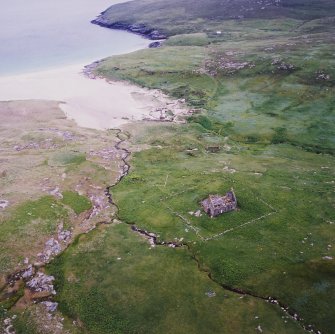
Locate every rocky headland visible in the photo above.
<box><xmin>91</xmin><ymin>17</ymin><xmax>166</xmax><ymax>41</ymax></box>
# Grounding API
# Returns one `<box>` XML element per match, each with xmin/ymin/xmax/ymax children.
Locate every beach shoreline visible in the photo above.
<box><xmin>0</xmin><ymin>59</ymin><xmax>192</xmax><ymax>130</ymax></box>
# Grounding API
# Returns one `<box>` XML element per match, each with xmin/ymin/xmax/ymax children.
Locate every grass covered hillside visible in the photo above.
<box><xmin>95</xmin><ymin>0</ymin><xmax>335</xmax><ymax>37</ymax></box>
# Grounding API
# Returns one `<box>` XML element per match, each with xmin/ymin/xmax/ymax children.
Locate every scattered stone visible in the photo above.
<box><xmin>223</xmin><ymin>166</ymin><xmax>236</xmax><ymax>173</ymax></box>
<box><xmin>48</xmin><ymin>187</ymin><xmax>63</xmax><ymax>199</ymax></box>
<box><xmin>14</xmin><ymin>142</ymin><xmax>39</xmax><ymax>151</ymax></box>
<box><xmin>86</xmin><ymin>194</ymin><xmax>108</xmax><ymax>219</ymax></box>
<box><xmin>322</xmin><ymin>256</ymin><xmax>333</xmax><ymax>260</ymax></box>
<box><xmin>38</xmin><ymin>238</ymin><xmax>62</xmax><ymax>262</ymax></box>
<box><xmin>58</xmin><ymin>230</ymin><xmax>71</xmax><ymax>243</ymax></box>
<box><xmin>21</xmin><ymin>265</ymin><xmax>34</xmax><ymax>280</ymax></box>
<box><xmin>149</xmin><ymin>41</ymin><xmax>162</xmax><ymax>48</ymax></box>
<box><xmin>194</xmin><ymin>210</ymin><xmax>202</xmax><ymax>217</ymax></box>
<box><xmin>271</xmin><ymin>58</ymin><xmax>295</xmax><ymax>72</ymax></box>
<box><xmin>26</xmin><ymin>272</ymin><xmax>56</xmax><ymax>295</ymax></box>
<box><xmin>89</xmin><ymin>147</ymin><xmax>120</xmax><ymax>162</ymax></box>
<box><xmin>41</xmin><ymin>301</ymin><xmax>58</xmax><ymax>313</ymax></box>
<box><xmin>205</xmin><ymin>290</ymin><xmax>216</xmax><ymax>298</ymax></box>
<box><xmin>38</xmin><ymin>128</ymin><xmax>77</xmax><ymax>141</ymax></box>
<box><xmin>46</xmin><ymin>238</ymin><xmax>61</xmax><ymax>252</ymax></box>
<box><xmin>0</xmin><ymin>199</ymin><xmax>9</xmax><ymax>209</ymax></box>
<box><xmin>3</xmin><ymin>317</ymin><xmax>15</xmax><ymax>334</ymax></box>
<box><xmin>316</xmin><ymin>71</ymin><xmax>330</xmax><ymax>81</ymax></box>
<box><xmin>13</xmin><ymin>139</ymin><xmax>58</xmax><ymax>152</ymax></box>
<box><xmin>198</xmin><ymin>53</ymin><xmax>255</xmax><ymax>76</ymax></box>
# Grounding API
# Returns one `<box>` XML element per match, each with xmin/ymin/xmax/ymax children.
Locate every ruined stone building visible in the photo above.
<box><xmin>201</xmin><ymin>189</ymin><xmax>237</xmax><ymax>217</ymax></box>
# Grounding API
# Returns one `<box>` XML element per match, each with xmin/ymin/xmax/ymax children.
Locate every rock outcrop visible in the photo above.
<box><xmin>91</xmin><ymin>18</ymin><xmax>166</xmax><ymax>40</ymax></box>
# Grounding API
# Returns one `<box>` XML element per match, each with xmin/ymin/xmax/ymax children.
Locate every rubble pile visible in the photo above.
<box><xmin>26</xmin><ymin>272</ymin><xmax>56</xmax><ymax>295</ymax></box>
<box><xmin>271</xmin><ymin>58</ymin><xmax>296</xmax><ymax>72</ymax></box>
<box><xmin>3</xmin><ymin>317</ymin><xmax>16</xmax><ymax>334</ymax></box>
<box><xmin>41</xmin><ymin>301</ymin><xmax>58</xmax><ymax>313</ymax></box>
<box><xmin>38</xmin><ymin>128</ymin><xmax>78</xmax><ymax>141</ymax></box>
<box><xmin>198</xmin><ymin>53</ymin><xmax>255</xmax><ymax>76</ymax></box>
<box><xmin>316</xmin><ymin>71</ymin><xmax>330</xmax><ymax>81</ymax></box>
<box><xmin>0</xmin><ymin>199</ymin><xmax>9</xmax><ymax>209</ymax></box>
<box><xmin>13</xmin><ymin>139</ymin><xmax>58</xmax><ymax>152</ymax></box>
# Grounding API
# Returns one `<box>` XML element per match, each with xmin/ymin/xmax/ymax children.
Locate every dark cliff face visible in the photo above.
<box><xmin>91</xmin><ymin>18</ymin><xmax>167</xmax><ymax>40</ymax></box>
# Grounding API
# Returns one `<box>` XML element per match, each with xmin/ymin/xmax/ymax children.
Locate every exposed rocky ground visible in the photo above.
<box><xmin>83</xmin><ymin>62</ymin><xmax>196</xmax><ymax>123</ymax></box>
<box><xmin>0</xmin><ymin>100</ymin><xmax>126</xmax><ymax>332</ymax></box>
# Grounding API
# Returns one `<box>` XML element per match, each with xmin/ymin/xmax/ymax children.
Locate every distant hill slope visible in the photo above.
<box><xmin>93</xmin><ymin>0</ymin><xmax>335</xmax><ymax>37</ymax></box>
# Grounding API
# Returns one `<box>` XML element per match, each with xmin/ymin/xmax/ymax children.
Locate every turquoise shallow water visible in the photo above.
<box><xmin>0</xmin><ymin>0</ymin><xmax>148</xmax><ymax>76</ymax></box>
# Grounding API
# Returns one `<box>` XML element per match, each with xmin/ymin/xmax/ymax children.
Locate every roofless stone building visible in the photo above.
<box><xmin>201</xmin><ymin>189</ymin><xmax>237</xmax><ymax>217</ymax></box>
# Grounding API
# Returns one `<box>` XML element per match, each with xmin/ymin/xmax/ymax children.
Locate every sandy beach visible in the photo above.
<box><xmin>0</xmin><ymin>63</ymin><xmax>190</xmax><ymax>130</ymax></box>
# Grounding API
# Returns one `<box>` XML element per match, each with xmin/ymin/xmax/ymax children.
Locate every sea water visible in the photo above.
<box><xmin>0</xmin><ymin>0</ymin><xmax>147</xmax><ymax>76</ymax></box>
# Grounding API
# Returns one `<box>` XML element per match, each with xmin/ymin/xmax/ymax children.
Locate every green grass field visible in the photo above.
<box><xmin>110</xmin><ymin>123</ymin><xmax>335</xmax><ymax>332</ymax></box>
<box><xmin>47</xmin><ymin>223</ymin><xmax>306</xmax><ymax>334</ymax></box>
<box><xmin>91</xmin><ymin>2</ymin><xmax>335</xmax><ymax>332</ymax></box>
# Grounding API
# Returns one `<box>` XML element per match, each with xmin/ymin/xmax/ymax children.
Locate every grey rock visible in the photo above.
<box><xmin>41</xmin><ymin>301</ymin><xmax>58</xmax><ymax>312</ymax></box>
